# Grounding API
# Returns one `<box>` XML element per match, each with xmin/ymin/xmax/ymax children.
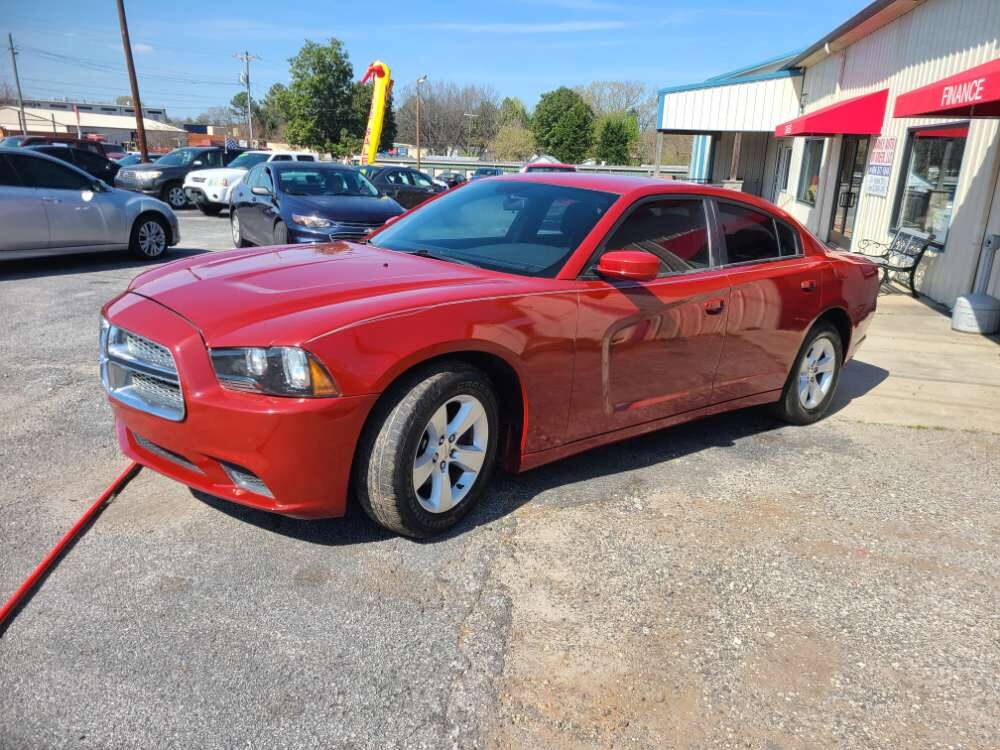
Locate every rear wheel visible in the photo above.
<box><xmin>273</xmin><ymin>220</ymin><xmax>288</xmax><ymax>245</ymax></box>
<box><xmin>230</xmin><ymin>209</ymin><xmax>251</xmax><ymax>247</ymax></box>
<box><xmin>162</xmin><ymin>182</ymin><xmax>188</xmax><ymax>210</ymax></box>
<box><xmin>774</xmin><ymin>322</ymin><xmax>843</xmax><ymax>425</ymax></box>
<box><xmin>129</xmin><ymin>214</ymin><xmax>169</xmax><ymax>259</ymax></box>
<box><xmin>198</xmin><ymin>203</ymin><xmax>222</xmax><ymax>216</ymax></box>
<box><xmin>354</xmin><ymin>364</ymin><xmax>498</xmax><ymax>537</ymax></box>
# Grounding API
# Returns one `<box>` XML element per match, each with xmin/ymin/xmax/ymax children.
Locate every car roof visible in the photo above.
<box><xmin>266</xmin><ymin>160</ymin><xmax>353</xmax><ymax>171</ymax></box>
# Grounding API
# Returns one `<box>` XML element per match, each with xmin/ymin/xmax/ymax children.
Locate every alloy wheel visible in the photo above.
<box><xmin>798</xmin><ymin>336</ymin><xmax>836</xmax><ymax>409</ymax></box>
<box><xmin>412</xmin><ymin>394</ymin><xmax>489</xmax><ymax>514</ymax></box>
<box><xmin>167</xmin><ymin>186</ymin><xmax>187</xmax><ymax>209</ymax></box>
<box><xmin>231</xmin><ymin>212</ymin><xmax>241</xmax><ymax>245</ymax></box>
<box><xmin>137</xmin><ymin>220</ymin><xmax>166</xmax><ymax>257</ymax></box>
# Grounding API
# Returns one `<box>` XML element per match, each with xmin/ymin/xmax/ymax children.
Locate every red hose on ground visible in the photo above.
<box><xmin>0</xmin><ymin>462</ymin><xmax>143</xmax><ymax>632</ymax></box>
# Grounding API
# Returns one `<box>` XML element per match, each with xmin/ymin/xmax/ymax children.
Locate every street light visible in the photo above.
<box><xmin>415</xmin><ymin>74</ymin><xmax>427</xmax><ymax>171</ymax></box>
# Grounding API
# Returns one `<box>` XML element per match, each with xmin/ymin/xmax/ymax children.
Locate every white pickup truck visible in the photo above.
<box><xmin>183</xmin><ymin>150</ymin><xmax>316</xmax><ymax>215</ymax></box>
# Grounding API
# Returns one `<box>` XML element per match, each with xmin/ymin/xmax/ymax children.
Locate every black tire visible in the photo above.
<box><xmin>128</xmin><ymin>214</ymin><xmax>170</xmax><ymax>259</ymax></box>
<box><xmin>230</xmin><ymin>209</ymin><xmax>251</xmax><ymax>247</ymax></box>
<box><xmin>354</xmin><ymin>363</ymin><xmax>499</xmax><ymax>538</ymax></box>
<box><xmin>198</xmin><ymin>203</ymin><xmax>222</xmax><ymax>216</ymax></box>
<box><xmin>774</xmin><ymin>322</ymin><xmax>843</xmax><ymax>425</ymax></box>
<box><xmin>273</xmin><ymin>220</ymin><xmax>288</xmax><ymax>245</ymax></box>
<box><xmin>162</xmin><ymin>182</ymin><xmax>189</xmax><ymax>210</ymax></box>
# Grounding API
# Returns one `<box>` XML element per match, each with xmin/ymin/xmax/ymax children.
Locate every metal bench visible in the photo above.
<box><xmin>854</xmin><ymin>229</ymin><xmax>936</xmax><ymax>297</ymax></box>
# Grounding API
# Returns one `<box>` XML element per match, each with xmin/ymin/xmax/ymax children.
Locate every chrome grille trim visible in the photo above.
<box><xmin>101</xmin><ymin>322</ymin><xmax>185</xmax><ymax>421</ymax></box>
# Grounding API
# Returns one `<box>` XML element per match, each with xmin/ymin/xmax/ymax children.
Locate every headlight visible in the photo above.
<box><xmin>292</xmin><ymin>214</ymin><xmax>333</xmax><ymax>228</ymax></box>
<box><xmin>211</xmin><ymin>176</ymin><xmax>230</xmax><ymax>187</ymax></box>
<box><xmin>210</xmin><ymin>347</ymin><xmax>339</xmax><ymax>397</ymax></box>
<box><xmin>139</xmin><ymin>170</ymin><xmax>162</xmax><ymax>181</ymax></box>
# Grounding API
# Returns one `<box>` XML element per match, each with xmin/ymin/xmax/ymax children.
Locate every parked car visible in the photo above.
<box><xmin>115</xmin><ymin>146</ymin><xmax>247</xmax><ymax>210</ymax></box>
<box><xmin>27</xmin><ymin>145</ymin><xmax>121</xmax><ymax>182</ymax></box>
<box><xmin>100</xmin><ymin>173</ymin><xmax>879</xmax><ymax>538</ymax></box>
<box><xmin>229</xmin><ymin>161</ymin><xmax>404</xmax><ymax>246</ymax></box>
<box><xmin>0</xmin><ymin>147</ymin><xmax>179</xmax><ymax>260</ymax></box>
<box><xmin>360</xmin><ymin>166</ymin><xmax>447</xmax><ymax>208</ymax></box>
<box><xmin>437</xmin><ymin>171</ymin><xmax>467</xmax><ymax>188</ymax></box>
<box><xmin>470</xmin><ymin>166</ymin><xmax>503</xmax><ymax>180</ymax></box>
<box><xmin>184</xmin><ymin>150</ymin><xmax>315</xmax><ymax>216</ymax></box>
<box><xmin>521</xmin><ymin>162</ymin><xmax>576</xmax><ymax>173</ymax></box>
<box><xmin>116</xmin><ymin>152</ymin><xmax>165</xmax><ymax>166</ymax></box>
<box><xmin>0</xmin><ymin>134</ymin><xmax>115</xmax><ymax>157</ymax></box>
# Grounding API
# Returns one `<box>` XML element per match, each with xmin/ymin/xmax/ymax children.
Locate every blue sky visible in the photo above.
<box><xmin>2</xmin><ymin>1</ymin><xmax>871</xmax><ymax>120</ymax></box>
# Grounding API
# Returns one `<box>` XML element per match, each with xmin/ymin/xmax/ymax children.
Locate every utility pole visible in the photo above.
<box><xmin>415</xmin><ymin>75</ymin><xmax>427</xmax><ymax>171</ymax></box>
<box><xmin>235</xmin><ymin>51</ymin><xmax>259</xmax><ymax>144</ymax></box>
<box><xmin>115</xmin><ymin>0</ymin><xmax>148</xmax><ymax>161</ymax></box>
<box><xmin>7</xmin><ymin>34</ymin><xmax>27</xmax><ymax>135</ymax></box>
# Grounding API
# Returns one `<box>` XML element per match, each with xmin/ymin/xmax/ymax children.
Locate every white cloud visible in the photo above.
<box><xmin>133</xmin><ymin>42</ymin><xmax>154</xmax><ymax>54</ymax></box>
<box><xmin>408</xmin><ymin>20</ymin><xmax>629</xmax><ymax>34</ymax></box>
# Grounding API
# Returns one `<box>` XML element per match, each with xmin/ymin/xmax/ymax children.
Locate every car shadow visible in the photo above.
<box><xmin>190</xmin><ymin>359</ymin><xmax>887</xmax><ymax>546</ymax></box>
<box><xmin>0</xmin><ymin>247</ymin><xmax>211</xmax><ymax>281</ymax></box>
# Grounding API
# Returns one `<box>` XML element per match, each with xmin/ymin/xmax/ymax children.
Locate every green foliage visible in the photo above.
<box><xmin>531</xmin><ymin>87</ymin><xmax>594</xmax><ymax>164</ymax></box>
<box><xmin>351</xmin><ymin>81</ymin><xmax>397</xmax><ymax>152</ymax></box>
<box><xmin>498</xmin><ymin>97</ymin><xmax>530</xmax><ymax>129</ymax></box>
<box><xmin>490</xmin><ymin>125</ymin><xmax>536</xmax><ymax>161</ymax></box>
<box><xmin>594</xmin><ymin>112</ymin><xmax>640</xmax><ymax>165</ymax></box>
<box><xmin>283</xmin><ymin>39</ymin><xmax>356</xmax><ymax>154</ymax></box>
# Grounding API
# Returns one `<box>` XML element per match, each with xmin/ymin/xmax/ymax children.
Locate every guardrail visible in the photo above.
<box><xmin>356</xmin><ymin>156</ymin><xmax>690</xmax><ymax>181</ymax></box>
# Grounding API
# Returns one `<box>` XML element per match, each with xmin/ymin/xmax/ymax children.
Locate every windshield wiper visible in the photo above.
<box><xmin>405</xmin><ymin>248</ymin><xmax>476</xmax><ymax>267</ymax></box>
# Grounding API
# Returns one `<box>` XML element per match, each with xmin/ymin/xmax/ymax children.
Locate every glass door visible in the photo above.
<box><xmin>828</xmin><ymin>136</ymin><xmax>870</xmax><ymax>248</ymax></box>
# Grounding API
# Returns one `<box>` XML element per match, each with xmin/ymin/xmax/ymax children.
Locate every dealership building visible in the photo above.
<box><xmin>658</xmin><ymin>0</ymin><xmax>1000</xmax><ymax>307</ymax></box>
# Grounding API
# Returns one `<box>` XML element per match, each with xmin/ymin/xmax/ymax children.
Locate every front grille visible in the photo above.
<box><xmin>191</xmin><ymin>176</ymin><xmax>206</xmax><ymax>183</ymax></box>
<box><xmin>134</xmin><ymin>433</ymin><xmax>202</xmax><ymax>474</ymax></box>
<box><xmin>101</xmin><ymin>324</ymin><xmax>185</xmax><ymax>421</ymax></box>
<box><xmin>328</xmin><ymin>220</ymin><xmax>384</xmax><ymax>240</ymax></box>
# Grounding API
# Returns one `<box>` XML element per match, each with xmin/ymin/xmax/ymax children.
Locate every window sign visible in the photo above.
<box><xmin>866</xmin><ymin>136</ymin><xmax>896</xmax><ymax>197</ymax></box>
<box><xmin>894</xmin><ymin>126</ymin><xmax>968</xmax><ymax>244</ymax></box>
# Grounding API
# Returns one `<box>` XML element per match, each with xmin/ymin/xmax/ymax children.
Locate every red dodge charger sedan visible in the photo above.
<box><xmin>100</xmin><ymin>174</ymin><xmax>879</xmax><ymax>537</ymax></box>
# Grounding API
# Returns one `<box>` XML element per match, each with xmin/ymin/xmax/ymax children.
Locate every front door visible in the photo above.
<box><xmin>568</xmin><ymin>197</ymin><xmax>731</xmax><ymax>442</ymax></box>
<box><xmin>828</xmin><ymin>135</ymin><xmax>870</xmax><ymax>248</ymax></box>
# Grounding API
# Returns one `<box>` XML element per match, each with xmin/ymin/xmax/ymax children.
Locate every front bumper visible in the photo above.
<box><xmin>115</xmin><ymin>177</ymin><xmax>163</xmax><ymax>196</ymax></box>
<box><xmin>103</xmin><ymin>292</ymin><xmax>377</xmax><ymax>519</ymax></box>
<box><xmin>184</xmin><ymin>183</ymin><xmax>232</xmax><ymax>206</ymax></box>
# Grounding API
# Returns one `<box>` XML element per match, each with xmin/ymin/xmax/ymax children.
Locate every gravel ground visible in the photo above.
<box><xmin>1</xmin><ymin>212</ymin><xmax>998</xmax><ymax>749</ymax></box>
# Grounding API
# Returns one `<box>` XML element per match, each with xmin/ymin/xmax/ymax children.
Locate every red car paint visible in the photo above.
<box><xmin>102</xmin><ymin>174</ymin><xmax>879</xmax><ymax>519</ymax></box>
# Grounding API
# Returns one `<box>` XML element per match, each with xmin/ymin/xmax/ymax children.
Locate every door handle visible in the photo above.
<box><xmin>801</xmin><ymin>279</ymin><xmax>817</xmax><ymax>292</ymax></box>
<box><xmin>704</xmin><ymin>298</ymin><xmax>726</xmax><ymax>315</ymax></box>
<box><xmin>42</xmin><ymin>196</ymin><xmax>61</xmax><ymax>204</ymax></box>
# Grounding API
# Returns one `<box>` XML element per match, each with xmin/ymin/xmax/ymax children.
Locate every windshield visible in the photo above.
<box><xmin>276</xmin><ymin>167</ymin><xmax>379</xmax><ymax>197</ymax></box>
<box><xmin>475</xmin><ymin>168</ymin><xmax>500</xmax><ymax>176</ymax></box>
<box><xmin>154</xmin><ymin>147</ymin><xmax>207</xmax><ymax>167</ymax></box>
<box><xmin>0</xmin><ymin>136</ymin><xmax>27</xmax><ymax>147</ymax></box>
<box><xmin>227</xmin><ymin>152</ymin><xmax>270</xmax><ymax>170</ymax></box>
<box><xmin>368</xmin><ymin>179</ymin><xmax>616</xmax><ymax>277</ymax></box>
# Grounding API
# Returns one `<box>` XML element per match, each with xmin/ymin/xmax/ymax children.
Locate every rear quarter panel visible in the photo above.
<box><xmin>820</xmin><ymin>249</ymin><xmax>880</xmax><ymax>360</ymax></box>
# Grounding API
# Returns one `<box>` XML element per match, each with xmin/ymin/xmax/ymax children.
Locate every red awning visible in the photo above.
<box><xmin>913</xmin><ymin>125</ymin><xmax>969</xmax><ymax>139</ymax></box>
<box><xmin>895</xmin><ymin>58</ymin><xmax>1000</xmax><ymax>118</ymax></box>
<box><xmin>775</xmin><ymin>89</ymin><xmax>889</xmax><ymax>137</ymax></box>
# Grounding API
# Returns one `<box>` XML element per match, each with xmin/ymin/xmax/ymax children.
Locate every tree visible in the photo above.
<box><xmin>498</xmin><ymin>96</ymin><xmax>530</xmax><ymax>129</ymax></box>
<box><xmin>395</xmin><ymin>81</ymin><xmax>499</xmax><ymax>155</ymax></box>
<box><xmin>194</xmin><ymin>105</ymin><xmax>238</xmax><ymax>125</ymax></box>
<box><xmin>594</xmin><ymin>115</ymin><xmax>634</xmax><ymax>165</ymax></box>
<box><xmin>283</xmin><ymin>39</ymin><xmax>356</xmax><ymax>156</ymax></box>
<box><xmin>259</xmin><ymin>83</ymin><xmax>290</xmax><ymax>141</ymax></box>
<box><xmin>115</xmin><ymin>94</ymin><xmax>133</xmax><ymax>106</ymax></box>
<box><xmin>490</xmin><ymin>125</ymin><xmax>536</xmax><ymax>161</ymax></box>
<box><xmin>229</xmin><ymin>91</ymin><xmax>265</xmax><ymax>134</ymax></box>
<box><xmin>531</xmin><ymin>87</ymin><xmax>594</xmax><ymax>164</ymax></box>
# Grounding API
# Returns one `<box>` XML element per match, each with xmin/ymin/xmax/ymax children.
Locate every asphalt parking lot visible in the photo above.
<box><xmin>1</xmin><ymin>210</ymin><xmax>999</xmax><ymax>749</ymax></box>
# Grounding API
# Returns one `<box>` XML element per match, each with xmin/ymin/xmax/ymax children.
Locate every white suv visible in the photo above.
<box><xmin>183</xmin><ymin>150</ymin><xmax>315</xmax><ymax>215</ymax></box>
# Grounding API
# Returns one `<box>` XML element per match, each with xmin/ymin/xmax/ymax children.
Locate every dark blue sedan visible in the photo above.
<box><xmin>229</xmin><ymin>162</ymin><xmax>404</xmax><ymax>247</ymax></box>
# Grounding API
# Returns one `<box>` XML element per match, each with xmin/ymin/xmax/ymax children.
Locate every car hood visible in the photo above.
<box><xmin>283</xmin><ymin>194</ymin><xmax>404</xmax><ymax>223</ymax></box>
<box><xmin>185</xmin><ymin>167</ymin><xmax>247</xmax><ymax>182</ymax></box>
<box><xmin>126</xmin><ymin>242</ymin><xmax>526</xmax><ymax>346</ymax></box>
<box><xmin>125</xmin><ymin>162</ymin><xmax>185</xmax><ymax>176</ymax></box>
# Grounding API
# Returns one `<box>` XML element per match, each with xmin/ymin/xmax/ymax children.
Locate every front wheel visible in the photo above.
<box><xmin>162</xmin><ymin>182</ymin><xmax>188</xmax><ymax>210</ymax></box>
<box><xmin>231</xmin><ymin>209</ymin><xmax>251</xmax><ymax>247</ymax></box>
<box><xmin>129</xmin><ymin>214</ymin><xmax>169</xmax><ymax>259</ymax></box>
<box><xmin>354</xmin><ymin>364</ymin><xmax>498</xmax><ymax>537</ymax></box>
<box><xmin>272</xmin><ymin>220</ymin><xmax>288</xmax><ymax>245</ymax></box>
<box><xmin>774</xmin><ymin>322</ymin><xmax>843</xmax><ymax>425</ymax></box>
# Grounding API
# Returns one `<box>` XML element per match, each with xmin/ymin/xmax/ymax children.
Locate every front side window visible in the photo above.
<box><xmin>369</xmin><ymin>179</ymin><xmax>617</xmax><ymax>277</ymax></box>
<box><xmin>10</xmin><ymin>154</ymin><xmax>92</xmax><ymax>190</ymax></box>
<box><xmin>0</xmin><ymin>155</ymin><xmax>21</xmax><ymax>186</ymax></box>
<box><xmin>797</xmin><ymin>139</ymin><xmax>824</xmax><ymax>205</ymax></box>
<box><xmin>411</xmin><ymin>171</ymin><xmax>434</xmax><ymax>188</ymax></box>
<box><xmin>894</xmin><ymin>125</ymin><xmax>967</xmax><ymax>243</ymax></box>
<box><xmin>245</xmin><ymin>165</ymin><xmax>263</xmax><ymax>188</ymax></box>
<box><xmin>601</xmin><ymin>198</ymin><xmax>711</xmax><ymax>276</ymax></box>
<box><xmin>200</xmin><ymin>151</ymin><xmax>223</xmax><ymax>168</ymax></box>
<box><xmin>718</xmin><ymin>202</ymin><xmax>783</xmax><ymax>264</ymax></box>
<box><xmin>154</xmin><ymin>147</ymin><xmax>204</xmax><ymax>167</ymax></box>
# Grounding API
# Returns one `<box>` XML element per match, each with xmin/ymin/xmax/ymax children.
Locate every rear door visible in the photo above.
<box><xmin>569</xmin><ymin>196</ymin><xmax>732</xmax><ymax>440</ymax></box>
<box><xmin>8</xmin><ymin>153</ymin><xmax>114</xmax><ymax>249</ymax></box>
<box><xmin>711</xmin><ymin>200</ymin><xmax>824</xmax><ymax>401</ymax></box>
<box><xmin>0</xmin><ymin>153</ymin><xmax>50</xmax><ymax>252</ymax></box>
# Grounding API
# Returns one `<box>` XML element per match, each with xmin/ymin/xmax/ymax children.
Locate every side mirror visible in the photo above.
<box><xmin>596</xmin><ymin>250</ymin><xmax>659</xmax><ymax>282</ymax></box>
<box><xmin>192</xmin><ymin>160</ymin><xmax>203</xmax><ymax>167</ymax></box>
<box><xmin>251</xmin><ymin>185</ymin><xmax>271</xmax><ymax>196</ymax></box>
<box><xmin>91</xmin><ymin>180</ymin><xmax>108</xmax><ymax>193</ymax></box>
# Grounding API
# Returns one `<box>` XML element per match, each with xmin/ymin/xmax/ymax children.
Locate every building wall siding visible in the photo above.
<box><xmin>660</xmin><ymin>76</ymin><xmax>802</xmax><ymax>132</ymax></box>
<box><xmin>774</xmin><ymin>0</ymin><xmax>1000</xmax><ymax>305</ymax></box>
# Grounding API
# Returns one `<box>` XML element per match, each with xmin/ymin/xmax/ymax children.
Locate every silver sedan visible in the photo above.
<box><xmin>0</xmin><ymin>147</ymin><xmax>179</xmax><ymax>261</ymax></box>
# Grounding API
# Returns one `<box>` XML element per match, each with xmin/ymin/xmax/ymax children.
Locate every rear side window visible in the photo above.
<box><xmin>296</xmin><ymin>154</ymin><xmax>315</xmax><ymax>161</ymax></box>
<box><xmin>9</xmin><ymin>154</ymin><xmax>92</xmax><ymax>190</ymax></box>
<box><xmin>718</xmin><ymin>202</ymin><xmax>782</xmax><ymax>264</ymax></box>
<box><xmin>271</xmin><ymin>154</ymin><xmax>292</xmax><ymax>161</ymax></box>
<box><xmin>775</xmin><ymin>220</ymin><xmax>800</xmax><ymax>256</ymax></box>
<box><xmin>603</xmin><ymin>198</ymin><xmax>711</xmax><ymax>275</ymax></box>
<box><xmin>0</xmin><ymin>155</ymin><xmax>21</xmax><ymax>186</ymax></box>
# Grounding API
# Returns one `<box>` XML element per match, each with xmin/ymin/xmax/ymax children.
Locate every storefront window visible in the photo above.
<box><xmin>894</xmin><ymin>126</ymin><xmax>967</xmax><ymax>243</ymax></box>
<box><xmin>796</xmin><ymin>139</ymin><xmax>824</xmax><ymax>205</ymax></box>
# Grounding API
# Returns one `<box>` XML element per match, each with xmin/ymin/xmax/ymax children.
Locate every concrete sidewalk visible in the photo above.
<box><xmin>833</xmin><ymin>291</ymin><xmax>1000</xmax><ymax>433</ymax></box>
